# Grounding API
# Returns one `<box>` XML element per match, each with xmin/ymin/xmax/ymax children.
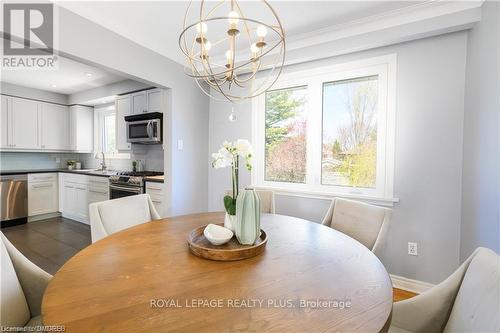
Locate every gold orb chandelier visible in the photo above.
<box><xmin>179</xmin><ymin>0</ymin><xmax>286</xmax><ymax>103</ymax></box>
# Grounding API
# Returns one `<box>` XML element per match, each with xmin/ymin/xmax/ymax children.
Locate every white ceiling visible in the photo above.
<box><xmin>1</xmin><ymin>49</ymin><xmax>126</xmax><ymax>95</ymax></box>
<box><xmin>56</xmin><ymin>1</ymin><xmax>425</xmax><ymax>65</ymax></box>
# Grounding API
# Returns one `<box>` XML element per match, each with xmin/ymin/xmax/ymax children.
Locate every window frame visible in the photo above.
<box><xmin>251</xmin><ymin>54</ymin><xmax>398</xmax><ymax>206</ymax></box>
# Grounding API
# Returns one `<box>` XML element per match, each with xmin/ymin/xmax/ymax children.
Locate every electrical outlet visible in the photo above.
<box><xmin>177</xmin><ymin>139</ymin><xmax>184</xmax><ymax>150</ymax></box>
<box><xmin>408</xmin><ymin>242</ymin><xmax>418</xmax><ymax>256</ymax></box>
<box><xmin>55</xmin><ymin>158</ymin><xmax>61</xmax><ymax>163</ymax></box>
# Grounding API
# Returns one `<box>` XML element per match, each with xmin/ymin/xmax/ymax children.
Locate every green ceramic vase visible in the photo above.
<box><xmin>235</xmin><ymin>188</ymin><xmax>261</xmax><ymax>245</ymax></box>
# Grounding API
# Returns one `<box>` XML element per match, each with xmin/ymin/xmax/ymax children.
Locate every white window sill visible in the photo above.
<box><xmin>97</xmin><ymin>153</ymin><xmax>131</xmax><ymax>160</ymax></box>
<box><xmin>251</xmin><ymin>185</ymin><xmax>399</xmax><ymax>207</ymax></box>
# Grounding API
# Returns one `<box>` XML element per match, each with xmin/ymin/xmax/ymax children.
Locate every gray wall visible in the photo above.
<box><xmin>208</xmin><ymin>32</ymin><xmax>468</xmax><ymax>284</ymax></box>
<box><xmin>54</xmin><ymin>6</ymin><xmax>209</xmax><ymax>215</ymax></box>
<box><xmin>460</xmin><ymin>1</ymin><xmax>500</xmax><ymax>261</ymax></box>
<box><xmin>0</xmin><ymin>82</ymin><xmax>68</xmax><ymax>104</ymax></box>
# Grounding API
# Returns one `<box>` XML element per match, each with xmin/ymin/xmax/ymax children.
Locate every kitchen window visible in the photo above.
<box><xmin>252</xmin><ymin>55</ymin><xmax>397</xmax><ymax>205</ymax></box>
<box><xmin>95</xmin><ymin>105</ymin><xmax>130</xmax><ymax>159</ymax></box>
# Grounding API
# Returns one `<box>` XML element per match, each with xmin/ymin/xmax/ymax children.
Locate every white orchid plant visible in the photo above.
<box><xmin>212</xmin><ymin>139</ymin><xmax>253</xmax><ymax>216</ymax></box>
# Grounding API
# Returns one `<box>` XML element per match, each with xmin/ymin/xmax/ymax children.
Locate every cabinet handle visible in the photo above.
<box><xmin>152</xmin><ymin>200</ymin><xmax>162</xmax><ymax>204</ymax></box>
<box><xmin>33</xmin><ymin>184</ymin><xmax>53</xmax><ymax>188</ymax></box>
<box><xmin>89</xmin><ymin>190</ymin><xmax>107</xmax><ymax>194</ymax></box>
<box><xmin>64</xmin><ymin>185</ymin><xmax>74</xmax><ymax>189</ymax></box>
<box><xmin>76</xmin><ymin>187</ymin><xmax>86</xmax><ymax>190</ymax></box>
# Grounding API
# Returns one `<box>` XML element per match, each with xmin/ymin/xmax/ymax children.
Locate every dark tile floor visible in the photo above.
<box><xmin>2</xmin><ymin>217</ymin><xmax>91</xmax><ymax>275</ymax></box>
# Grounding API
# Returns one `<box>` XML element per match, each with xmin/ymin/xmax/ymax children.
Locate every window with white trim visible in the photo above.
<box><xmin>95</xmin><ymin>105</ymin><xmax>130</xmax><ymax>159</ymax></box>
<box><xmin>252</xmin><ymin>55</ymin><xmax>397</xmax><ymax>202</ymax></box>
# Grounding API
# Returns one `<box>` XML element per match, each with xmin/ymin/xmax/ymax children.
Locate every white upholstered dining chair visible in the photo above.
<box><xmin>321</xmin><ymin>198</ymin><xmax>392</xmax><ymax>257</ymax></box>
<box><xmin>225</xmin><ymin>189</ymin><xmax>275</xmax><ymax>214</ymax></box>
<box><xmin>89</xmin><ymin>194</ymin><xmax>160</xmax><ymax>243</ymax></box>
<box><xmin>1</xmin><ymin>232</ymin><xmax>52</xmax><ymax>328</ymax></box>
<box><xmin>390</xmin><ymin>247</ymin><xmax>499</xmax><ymax>333</ymax></box>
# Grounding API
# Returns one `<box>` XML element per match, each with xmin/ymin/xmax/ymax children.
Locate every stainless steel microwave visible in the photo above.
<box><xmin>125</xmin><ymin>112</ymin><xmax>163</xmax><ymax>144</ymax></box>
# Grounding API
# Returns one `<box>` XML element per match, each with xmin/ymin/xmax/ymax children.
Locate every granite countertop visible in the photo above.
<box><xmin>0</xmin><ymin>169</ymin><xmax>165</xmax><ymax>182</ymax></box>
<box><xmin>0</xmin><ymin>169</ymin><xmax>116</xmax><ymax>178</ymax></box>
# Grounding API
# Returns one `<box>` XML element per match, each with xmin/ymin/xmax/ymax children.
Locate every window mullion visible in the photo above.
<box><xmin>306</xmin><ymin>79</ymin><xmax>322</xmax><ymax>189</ymax></box>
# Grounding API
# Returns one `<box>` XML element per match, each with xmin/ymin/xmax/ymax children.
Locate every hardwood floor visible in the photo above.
<box><xmin>2</xmin><ymin>217</ymin><xmax>418</xmax><ymax>302</ymax></box>
<box><xmin>393</xmin><ymin>288</ymin><xmax>418</xmax><ymax>302</ymax></box>
<box><xmin>2</xmin><ymin>217</ymin><xmax>91</xmax><ymax>275</ymax></box>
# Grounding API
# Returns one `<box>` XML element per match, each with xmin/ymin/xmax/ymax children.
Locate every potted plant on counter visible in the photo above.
<box><xmin>211</xmin><ymin>139</ymin><xmax>253</xmax><ymax>231</ymax></box>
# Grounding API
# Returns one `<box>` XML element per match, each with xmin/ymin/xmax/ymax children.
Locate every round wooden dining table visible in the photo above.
<box><xmin>42</xmin><ymin>212</ymin><xmax>393</xmax><ymax>332</ymax></box>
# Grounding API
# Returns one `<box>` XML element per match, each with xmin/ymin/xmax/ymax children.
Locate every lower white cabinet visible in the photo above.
<box><xmin>59</xmin><ymin>174</ymin><xmax>109</xmax><ymax>224</ymax></box>
<box><xmin>145</xmin><ymin>181</ymin><xmax>166</xmax><ymax>218</ymax></box>
<box><xmin>88</xmin><ymin>176</ymin><xmax>109</xmax><ymax>205</ymax></box>
<box><xmin>28</xmin><ymin>173</ymin><xmax>58</xmax><ymax>216</ymax></box>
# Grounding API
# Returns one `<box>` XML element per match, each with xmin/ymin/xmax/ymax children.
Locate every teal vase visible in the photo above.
<box><xmin>235</xmin><ymin>188</ymin><xmax>261</xmax><ymax>245</ymax></box>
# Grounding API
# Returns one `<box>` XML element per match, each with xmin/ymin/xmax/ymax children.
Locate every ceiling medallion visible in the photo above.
<box><xmin>179</xmin><ymin>0</ymin><xmax>286</xmax><ymax>103</ymax></box>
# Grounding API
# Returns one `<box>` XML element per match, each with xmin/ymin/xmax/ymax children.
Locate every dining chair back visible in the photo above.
<box><xmin>0</xmin><ymin>232</ymin><xmax>52</xmax><ymax>328</ymax></box>
<box><xmin>225</xmin><ymin>189</ymin><xmax>275</xmax><ymax>214</ymax></box>
<box><xmin>321</xmin><ymin>198</ymin><xmax>392</xmax><ymax>256</ymax></box>
<box><xmin>89</xmin><ymin>193</ymin><xmax>160</xmax><ymax>243</ymax></box>
<box><xmin>390</xmin><ymin>247</ymin><xmax>499</xmax><ymax>333</ymax></box>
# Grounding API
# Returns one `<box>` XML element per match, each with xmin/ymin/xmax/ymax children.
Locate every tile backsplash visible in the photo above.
<box><xmin>0</xmin><ymin>145</ymin><xmax>164</xmax><ymax>172</ymax></box>
<box><xmin>0</xmin><ymin>152</ymin><xmax>81</xmax><ymax>170</ymax></box>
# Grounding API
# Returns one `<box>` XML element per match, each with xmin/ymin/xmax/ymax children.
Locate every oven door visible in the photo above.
<box><xmin>127</xmin><ymin>119</ymin><xmax>161</xmax><ymax>143</ymax></box>
<box><xmin>109</xmin><ymin>184</ymin><xmax>143</xmax><ymax>199</ymax></box>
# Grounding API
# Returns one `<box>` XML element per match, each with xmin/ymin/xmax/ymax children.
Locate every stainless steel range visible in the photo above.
<box><xmin>109</xmin><ymin>171</ymin><xmax>163</xmax><ymax>199</ymax></box>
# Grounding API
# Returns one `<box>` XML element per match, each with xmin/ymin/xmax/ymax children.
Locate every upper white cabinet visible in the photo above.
<box><xmin>1</xmin><ymin>96</ymin><xmax>10</xmax><ymax>149</ymax></box>
<box><xmin>130</xmin><ymin>89</ymin><xmax>163</xmax><ymax>114</ymax></box>
<box><xmin>69</xmin><ymin>105</ymin><xmax>93</xmax><ymax>152</ymax></box>
<box><xmin>115</xmin><ymin>95</ymin><xmax>132</xmax><ymax>150</ymax></box>
<box><xmin>132</xmin><ymin>91</ymin><xmax>147</xmax><ymax>114</ymax></box>
<box><xmin>147</xmin><ymin>89</ymin><xmax>163</xmax><ymax>113</ymax></box>
<box><xmin>0</xmin><ymin>95</ymin><xmax>93</xmax><ymax>153</ymax></box>
<box><xmin>11</xmin><ymin>97</ymin><xmax>40</xmax><ymax>149</ymax></box>
<box><xmin>40</xmin><ymin>103</ymin><xmax>70</xmax><ymax>150</ymax></box>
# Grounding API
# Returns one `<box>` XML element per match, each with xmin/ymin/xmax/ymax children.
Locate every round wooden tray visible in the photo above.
<box><xmin>187</xmin><ymin>223</ymin><xmax>267</xmax><ymax>261</ymax></box>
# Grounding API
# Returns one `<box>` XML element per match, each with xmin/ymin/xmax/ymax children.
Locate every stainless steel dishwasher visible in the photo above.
<box><xmin>0</xmin><ymin>174</ymin><xmax>28</xmax><ymax>227</ymax></box>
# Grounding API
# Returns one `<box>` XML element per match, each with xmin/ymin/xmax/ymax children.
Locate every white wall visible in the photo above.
<box><xmin>1</xmin><ymin>82</ymin><xmax>68</xmax><ymax>104</ymax></box>
<box><xmin>208</xmin><ymin>32</ymin><xmax>468</xmax><ymax>284</ymax></box>
<box><xmin>53</xmin><ymin>6</ymin><xmax>209</xmax><ymax>215</ymax></box>
<box><xmin>460</xmin><ymin>1</ymin><xmax>500</xmax><ymax>261</ymax></box>
<box><xmin>68</xmin><ymin>79</ymin><xmax>150</xmax><ymax>105</ymax></box>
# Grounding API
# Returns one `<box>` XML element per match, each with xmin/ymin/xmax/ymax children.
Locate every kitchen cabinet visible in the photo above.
<box><xmin>88</xmin><ymin>176</ymin><xmax>109</xmax><ymax>204</ymax></box>
<box><xmin>115</xmin><ymin>95</ymin><xmax>132</xmax><ymax>151</ymax></box>
<box><xmin>147</xmin><ymin>89</ymin><xmax>163</xmax><ymax>113</ymax></box>
<box><xmin>132</xmin><ymin>91</ymin><xmax>147</xmax><ymax>114</ymax></box>
<box><xmin>59</xmin><ymin>173</ymin><xmax>90</xmax><ymax>224</ymax></box>
<box><xmin>69</xmin><ymin>105</ymin><xmax>93</xmax><ymax>152</ymax></box>
<box><xmin>28</xmin><ymin>173</ymin><xmax>58</xmax><ymax>216</ymax></box>
<box><xmin>146</xmin><ymin>181</ymin><xmax>166</xmax><ymax>218</ymax></box>
<box><xmin>1</xmin><ymin>96</ymin><xmax>10</xmax><ymax>149</ymax></box>
<box><xmin>59</xmin><ymin>174</ymin><xmax>109</xmax><ymax>224</ymax></box>
<box><xmin>11</xmin><ymin>97</ymin><xmax>40</xmax><ymax>149</ymax></box>
<box><xmin>40</xmin><ymin>103</ymin><xmax>70</xmax><ymax>150</ymax></box>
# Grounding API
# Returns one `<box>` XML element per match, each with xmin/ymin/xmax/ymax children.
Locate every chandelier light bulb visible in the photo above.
<box><xmin>196</xmin><ymin>22</ymin><xmax>208</xmax><ymax>34</ymax></box>
<box><xmin>225</xmin><ymin>50</ymin><xmax>233</xmax><ymax>61</ymax></box>
<box><xmin>203</xmin><ymin>40</ymin><xmax>212</xmax><ymax>51</ymax></box>
<box><xmin>256</xmin><ymin>25</ymin><xmax>268</xmax><ymax>38</ymax></box>
<box><xmin>228</xmin><ymin>11</ymin><xmax>240</xmax><ymax>25</ymax></box>
<box><xmin>251</xmin><ymin>43</ymin><xmax>260</xmax><ymax>54</ymax></box>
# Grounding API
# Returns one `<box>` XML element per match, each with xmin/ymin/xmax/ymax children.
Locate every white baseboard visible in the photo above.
<box><xmin>28</xmin><ymin>212</ymin><xmax>61</xmax><ymax>222</ymax></box>
<box><xmin>390</xmin><ymin>274</ymin><xmax>434</xmax><ymax>294</ymax></box>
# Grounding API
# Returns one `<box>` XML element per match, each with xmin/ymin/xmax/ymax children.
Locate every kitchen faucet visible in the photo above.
<box><xmin>96</xmin><ymin>152</ymin><xmax>107</xmax><ymax>171</ymax></box>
